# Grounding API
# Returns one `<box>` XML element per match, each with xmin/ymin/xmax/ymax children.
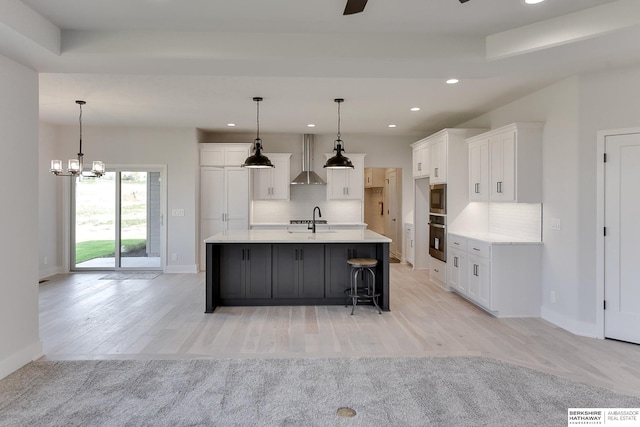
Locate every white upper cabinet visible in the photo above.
<box><xmin>429</xmin><ymin>136</ymin><xmax>447</xmax><ymax>184</ymax></box>
<box><xmin>252</xmin><ymin>153</ymin><xmax>292</xmax><ymax>200</ymax></box>
<box><xmin>466</xmin><ymin>123</ymin><xmax>543</xmax><ymax>203</ymax></box>
<box><xmin>325</xmin><ymin>153</ymin><xmax>366</xmax><ymax>200</ymax></box>
<box><xmin>200</xmin><ymin>143</ymin><xmax>252</xmax><ymax>167</ymax></box>
<box><xmin>411</xmin><ymin>140</ymin><xmax>429</xmax><ymax>178</ymax></box>
<box><xmin>364</xmin><ymin>167</ymin><xmax>386</xmax><ymax>188</ymax></box>
<box><xmin>468</xmin><ymin>138</ymin><xmax>490</xmax><ymax>202</ymax></box>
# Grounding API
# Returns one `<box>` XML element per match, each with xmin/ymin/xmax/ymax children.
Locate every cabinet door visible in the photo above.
<box><xmin>467</xmin><ymin>254</ymin><xmax>490</xmax><ymax>308</ymax></box>
<box><xmin>324</xmin><ymin>244</ymin><xmax>352</xmax><ymax>298</ymax></box>
<box><xmin>429</xmin><ymin>137</ymin><xmax>447</xmax><ymax>184</ymax></box>
<box><xmin>219</xmin><ymin>244</ymin><xmax>245</xmax><ymax>299</ymax></box>
<box><xmin>490</xmin><ymin>131</ymin><xmax>516</xmax><ymax>202</ymax></box>
<box><xmin>364</xmin><ymin>168</ymin><xmax>373</xmax><ymax>188</ymax></box>
<box><xmin>272</xmin><ymin>244</ymin><xmax>298</xmax><ymax>298</ymax></box>
<box><xmin>326</xmin><ymin>154</ymin><xmax>365</xmax><ymax>200</ymax></box>
<box><xmin>244</xmin><ymin>244</ymin><xmax>272</xmax><ymax>299</ymax></box>
<box><xmin>201</xmin><ymin>167</ymin><xmax>226</xmax><ymax>267</ymax></box>
<box><xmin>412</xmin><ymin>147</ymin><xmax>422</xmax><ymax>178</ymax></box>
<box><xmin>269</xmin><ymin>155</ymin><xmax>291</xmax><ymax>200</ymax></box>
<box><xmin>448</xmin><ymin>248</ymin><xmax>466</xmax><ymax>295</ymax></box>
<box><xmin>469</xmin><ymin>139</ymin><xmax>489</xmax><ymax>202</ymax></box>
<box><xmin>252</xmin><ymin>168</ymin><xmax>273</xmax><ymax>200</ymax></box>
<box><xmin>298</xmin><ymin>244</ymin><xmax>325</xmax><ymax>298</ymax></box>
<box><xmin>345</xmin><ymin>155</ymin><xmax>365</xmax><ymax>200</ymax></box>
<box><xmin>226</xmin><ymin>168</ymin><xmax>249</xmax><ymax>229</ymax></box>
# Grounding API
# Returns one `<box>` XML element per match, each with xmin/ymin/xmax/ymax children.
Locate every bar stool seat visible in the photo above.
<box><xmin>346</xmin><ymin>258</ymin><xmax>382</xmax><ymax>315</ymax></box>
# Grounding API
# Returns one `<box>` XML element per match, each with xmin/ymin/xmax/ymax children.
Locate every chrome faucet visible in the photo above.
<box><xmin>309</xmin><ymin>206</ymin><xmax>322</xmax><ymax>233</ymax></box>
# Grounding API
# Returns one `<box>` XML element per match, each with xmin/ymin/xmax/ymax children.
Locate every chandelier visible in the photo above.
<box><xmin>50</xmin><ymin>100</ymin><xmax>105</xmax><ymax>177</ymax></box>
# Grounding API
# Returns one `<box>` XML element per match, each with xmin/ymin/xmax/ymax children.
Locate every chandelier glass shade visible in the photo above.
<box><xmin>50</xmin><ymin>100</ymin><xmax>105</xmax><ymax>177</ymax></box>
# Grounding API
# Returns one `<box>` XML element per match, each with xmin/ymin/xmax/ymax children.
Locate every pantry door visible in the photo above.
<box><xmin>604</xmin><ymin>132</ymin><xmax>640</xmax><ymax>344</ymax></box>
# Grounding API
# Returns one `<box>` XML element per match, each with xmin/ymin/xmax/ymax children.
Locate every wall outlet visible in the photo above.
<box><xmin>171</xmin><ymin>253</ymin><xmax>178</xmax><ymax>261</ymax></box>
<box><xmin>550</xmin><ymin>291</ymin><xmax>556</xmax><ymax>303</ymax></box>
<box><xmin>43</xmin><ymin>256</ymin><xmax>48</xmax><ymax>265</ymax></box>
<box><xmin>172</xmin><ymin>209</ymin><xmax>185</xmax><ymax>217</ymax></box>
<box><xmin>550</xmin><ymin>218</ymin><xmax>562</xmax><ymax>230</ymax></box>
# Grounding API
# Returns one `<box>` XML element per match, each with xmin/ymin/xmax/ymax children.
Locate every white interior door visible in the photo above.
<box><xmin>604</xmin><ymin>132</ymin><xmax>640</xmax><ymax>344</ymax></box>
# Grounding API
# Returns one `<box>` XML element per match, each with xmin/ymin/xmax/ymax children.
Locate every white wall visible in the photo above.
<box><xmin>577</xmin><ymin>64</ymin><xmax>640</xmax><ymax>326</ymax></box>
<box><xmin>0</xmin><ymin>54</ymin><xmax>42</xmax><ymax>379</ymax></box>
<box><xmin>458</xmin><ymin>77</ymin><xmax>584</xmax><ymax>334</ymax></box>
<box><xmin>42</xmin><ymin>125</ymin><xmax>200</xmax><ymax>274</ymax></box>
<box><xmin>457</xmin><ymin>65</ymin><xmax>640</xmax><ymax>337</ymax></box>
<box><xmin>39</xmin><ymin>122</ymin><xmax>62</xmax><ymax>278</ymax></box>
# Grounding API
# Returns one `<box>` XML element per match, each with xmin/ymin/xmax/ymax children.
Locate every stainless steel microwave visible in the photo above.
<box><xmin>429</xmin><ymin>184</ymin><xmax>446</xmax><ymax>214</ymax></box>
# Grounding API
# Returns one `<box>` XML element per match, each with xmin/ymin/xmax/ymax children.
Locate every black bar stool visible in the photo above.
<box><xmin>346</xmin><ymin>258</ymin><xmax>382</xmax><ymax>315</ymax></box>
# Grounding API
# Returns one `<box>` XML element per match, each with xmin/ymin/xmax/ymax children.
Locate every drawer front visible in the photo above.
<box><xmin>467</xmin><ymin>239</ymin><xmax>491</xmax><ymax>259</ymax></box>
<box><xmin>430</xmin><ymin>258</ymin><xmax>447</xmax><ymax>284</ymax></box>
<box><xmin>448</xmin><ymin>234</ymin><xmax>467</xmax><ymax>252</ymax></box>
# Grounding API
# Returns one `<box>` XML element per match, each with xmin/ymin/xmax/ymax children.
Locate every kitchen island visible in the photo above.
<box><xmin>204</xmin><ymin>229</ymin><xmax>391</xmax><ymax>312</ymax></box>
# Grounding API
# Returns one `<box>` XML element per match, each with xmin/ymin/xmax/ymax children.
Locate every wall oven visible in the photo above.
<box><xmin>429</xmin><ymin>184</ymin><xmax>446</xmax><ymax>214</ymax></box>
<box><xmin>429</xmin><ymin>214</ymin><xmax>446</xmax><ymax>262</ymax></box>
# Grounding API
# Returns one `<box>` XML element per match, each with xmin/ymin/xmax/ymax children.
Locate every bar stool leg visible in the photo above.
<box><xmin>368</xmin><ymin>267</ymin><xmax>382</xmax><ymax>314</ymax></box>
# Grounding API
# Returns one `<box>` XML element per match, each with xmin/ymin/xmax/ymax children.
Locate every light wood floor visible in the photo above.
<box><xmin>39</xmin><ymin>264</ymin><xmax>640</xmax><ymax>397</ymax></box>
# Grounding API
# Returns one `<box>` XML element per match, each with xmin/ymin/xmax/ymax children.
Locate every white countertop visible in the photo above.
<box><xmin>448</xmin><ymin>231</ymin><xmax>542</xmax><ymax>245</ymax></box>
<box><xmin>205</xmin><ymin>229</ymin><xmax>391</xmax><ymax>244</ymax></box>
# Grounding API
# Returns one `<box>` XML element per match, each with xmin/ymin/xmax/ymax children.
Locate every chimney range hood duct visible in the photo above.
<box><xmin>291</xmin><ymin>134</ymin><xmax>326</xmax><ymax>185</ymax></box>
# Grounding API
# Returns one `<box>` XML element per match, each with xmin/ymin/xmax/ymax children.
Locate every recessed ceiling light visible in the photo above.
<box><xmin>307</xmin><ymin>124</ymin><xmax>316</xmax><ymax>128</ymax></box>
<box><xmin>227</xmin><ymin>123</ymin><xmax>236</xmax><ymax>127</ymax></box>
<box><xmin>410</xmin><ymin>107</ymin><xmax>421</xmax><ymax>112</ymax></box>
<box><xmin>388</xmin><ymin>124</ymin><xmax>397</xmax><ymax>128</ymax></box>
<box><xmin>446</xmin><ymin>78</ymin><xmax>460</xmax><ymax>85</ymax></box>
<box><xmin>524</xmin><ymin>0</ymin><xmax>544</xmax><ymax>4</ymax></box>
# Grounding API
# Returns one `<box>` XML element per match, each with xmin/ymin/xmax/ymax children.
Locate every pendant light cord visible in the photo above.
<box><xmin>337</xmin><ymin>100</ymin><xmax>341</xmax><ymax>141</ymax></box>
<box><xmin>78</xmin><ymin>102</ymin><xmax>83</xmax><ymax>155</ymax></box>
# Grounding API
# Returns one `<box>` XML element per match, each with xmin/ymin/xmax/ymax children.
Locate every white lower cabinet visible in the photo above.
<box><xmin>404</xmin><ymin>224</ymin><xmax>414</xmax><ymax>265</ymax></box>
<box><xmin>430</xmin><ymin>257</ymin><xmax>446</xmax><ymax>287</ymax></box>
<box><xmin>447</xmin><ymin>233</ymin><xmax>541</xmax><ymax>317</ymax></box>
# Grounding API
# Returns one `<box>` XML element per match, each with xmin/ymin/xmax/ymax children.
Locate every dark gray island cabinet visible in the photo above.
<box><xmin>205</xmin><ymin>230</ymin><xmax>391</xmax><ymax>312</ymax></box>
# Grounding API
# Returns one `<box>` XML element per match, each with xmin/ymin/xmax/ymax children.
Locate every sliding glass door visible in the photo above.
<box><xmin>72</xmin><ymin>168</ymin><xmax>163</xmax><ymax>270</ymax></box>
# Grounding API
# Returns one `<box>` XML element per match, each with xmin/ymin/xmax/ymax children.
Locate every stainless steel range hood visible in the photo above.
<box><xmin>291</xmin><ymin>134</ymin><xmax>326</xmax><ymax>185</ymax></box>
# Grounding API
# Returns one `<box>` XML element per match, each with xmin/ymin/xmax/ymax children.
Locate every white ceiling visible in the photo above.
<box><xmin>3</xmin><ymin>0</ymin><xmax>640</xmax><ymax>136</ymax></box>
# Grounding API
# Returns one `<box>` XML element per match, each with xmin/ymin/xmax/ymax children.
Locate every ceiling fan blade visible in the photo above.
<box><xmin>344</xmin><ymin>0</ymin><xmax>368</xmax><ymax>15</ymax></box>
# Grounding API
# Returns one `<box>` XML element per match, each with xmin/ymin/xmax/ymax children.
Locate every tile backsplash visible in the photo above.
<box><xmin>251</xmin><ymin>185</ymin><xmax>363</xmax><ymax>224</ymax></box>
<box><xmin>488</xmin><ymin>203</ymin><xmax>542</xmax><ymax>241</ymax></box>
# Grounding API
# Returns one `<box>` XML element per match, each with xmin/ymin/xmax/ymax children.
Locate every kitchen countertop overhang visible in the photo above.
<box><xmin>205</xmin><ymin>229</ymin><xmax>391</xmax><ymax>244</ymax></box>
<box><xmin>448</xmin><ymin>231</ymin><xmax>542</xmax><ymax>245</ymax></box>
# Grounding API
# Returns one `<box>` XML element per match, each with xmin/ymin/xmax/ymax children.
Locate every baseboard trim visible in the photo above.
<box><xmin>540</xmin><ymin>306</ymin><xmax>598</xmax><ymax>338</ymax></box>
<box><xmin>164</xmin><ymin>264</ymin><xmax>198</xmax><ymax>274</ymax></box>
<box><xmin>39</xmin><ymin>266</ymin><xmax>63</xmax><ymax>281</ymax></box>
<box><xmin>0</xmin><ymin>340</ymin><xmax>43</xmax><ymax>380</ymax></box>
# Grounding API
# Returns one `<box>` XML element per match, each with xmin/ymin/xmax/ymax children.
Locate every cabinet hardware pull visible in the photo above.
<box><xmin>474</xmin><ymin>264</ymin><xmax>479</xmax><ymax>276</ymax></box>
<box><xmin>472</xmin><ymin>247</ymin><xmax>480</xmax><ymax>251</ymax></box>
<box><xmin>295</xmin><ymin>249</ymin><xmax>298</xmax><ymax>260</ymax></box>
<box><xmin>242</xmin><ymin>249</ymin><xmax>245</xmax><ymax>260</ymax></box>
<box><xmin>246</xmin><ymin>249</ymin><xmax>250</xmax><ymax>261</ymax></box>
<box><xmin>418</xmin><ymin>162</ymin><xmax>421</xmax><ymax>171</ymax></box>
<box><xmin>454</xmin><ymin>257</ymin><xmax>458</xmax><ymax>267</ymax></box>
<box><xmin>475</xmin><ymin>183</ymin><xmax>479</xmax><ymax>194</ymax></box>
<box><xmin>434</xmin><ymin>268</ymin><xmax>439</xmax><ymax>273</ymax></box>
<box><xmin>454</xmin><ymin>242</ymin><xmax>460</xmax><ymax>245</ymax></box>
<box><xmin>300</xmin><ymin>249</ymin><xmax>303</xmax><ymax>260</ymax></box>
<box><xmin>435</xmin><ymin>167</ymin><xmax>438</xmax><ymax>177</ymax></box>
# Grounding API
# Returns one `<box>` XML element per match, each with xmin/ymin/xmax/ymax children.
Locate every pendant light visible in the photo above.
<box><xmin>50</xmin><ymin>100</ymin><xmax>105</xmax><ymax>177</ymax></box>
<box><xmin>324</xmin><ymin>98</ymin><xmax>354</xmax><ymax>169</ymax></box>
<box><xmin>242</xmin><ymin>97</ymin><xmax>274</xmax><ymax>169</ymax></box>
